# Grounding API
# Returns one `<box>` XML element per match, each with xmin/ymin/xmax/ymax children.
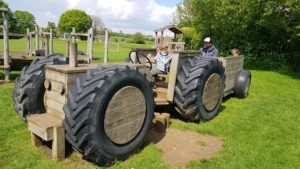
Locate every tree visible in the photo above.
<box><xmin>58</xmin><ymin>9</ymin><xmax>92</xmax><ymax>33</ymax></box>
<box><xmin>91</xmin><ymin>15</ymin><xmax>105</xmax><ymax>34</ymax></box>
<box><xmin>14</xmin><ymin>10</ymin><xmax>36</xmax><ymax>33</ymax></box>
<box><xmin>0</xmin><ymin>0</ymin><xmax>18</xmax><ymax>33</ymax></box>
<box><xmin>175</xmin><ymin>0</ymin><xmax>300</xmax><ymax>69</ymax></box>
<box><xmin>133</xmin><ymin>32</ymin><xmax>145</xmax><ymax>44</ymax></box>
<box><xmin>45</xmin><ymin>22</ymin><xmax>57</xmax><ymax>36</ymax></box>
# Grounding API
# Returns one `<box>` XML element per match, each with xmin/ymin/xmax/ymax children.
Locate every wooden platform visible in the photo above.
<box><xmin>27</xmin><ymin>113</ymin><xmax>65</xmax><ymax>160</ymax></box>
<box><xmin>154</xmin><ymin>86</ymin><xmax>169</xmax><ymax>105</ymax></box>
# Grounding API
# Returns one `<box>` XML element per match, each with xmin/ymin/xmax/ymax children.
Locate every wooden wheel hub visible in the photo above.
<box><xmin>202</xmin><ymin>73</ymin><xmax>222</xmax><ymax>111</ymax></box>
<box><xmin>104</xmin><ymin>86</ymin><xmax>146</xmax><ymax>144</ymax></box>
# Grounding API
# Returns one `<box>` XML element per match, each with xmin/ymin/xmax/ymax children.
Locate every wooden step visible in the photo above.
<box><xmin>154</xmin><ymin>87</ymin><xmax>169</xmax><ymax>105</ymax></box>
<box><xmin>27</xmin><ymin>113</ymin><xmax>65</xmax><ymax>160</ymax></box>
<box><xmin>27</xmin><ymin>113</ymin><xmax>63</xmax><ymax>141</ymax></box>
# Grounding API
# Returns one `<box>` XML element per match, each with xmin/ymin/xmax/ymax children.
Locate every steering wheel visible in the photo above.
<box><xmin>128</xmin><ymin>50</ymin><xmax>152</xmax><ymax>70</ymax></box>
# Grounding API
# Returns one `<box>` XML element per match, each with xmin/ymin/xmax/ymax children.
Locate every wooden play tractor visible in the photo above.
<box><xmin>12</xmin><ymin>44</ymin><xmax>251</xmax><ymax>165</ymax></box>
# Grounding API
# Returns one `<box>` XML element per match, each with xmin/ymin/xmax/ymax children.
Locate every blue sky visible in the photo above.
<box><xmin>4</xmin><ymin>0</ymin><xmax>182</xmax><ymax>35</ymax></box>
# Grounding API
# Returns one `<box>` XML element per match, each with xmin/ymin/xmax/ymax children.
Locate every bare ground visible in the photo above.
<box><xmin>145</xmin><ymin>128</ymin><xmax>223</xmax><ymax>168</ymax></box>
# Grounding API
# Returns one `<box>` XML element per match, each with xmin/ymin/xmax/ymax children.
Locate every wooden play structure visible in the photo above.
<box><xmin>0</xmin><ymin>9</ymin><xmax>55</xmax><ymax>79</ymax></box>
<box><xmin>65</xmin><ymin>27</ymin><xmax>109</xmax><ymax>63</ymax></box>
<box><xmin>13</xmin><ymin>35</ymin><xmax>251</xmax><ymax>165</ymax></box>
<box><xmin>0</xmin><ymin>8</ymin><xmax>9</xmax><ymax>82</ymax></box>
<box><xmin>154</xmin><ymin>25</ymin><xmax>185</xmax><ymax>51</ymax></box>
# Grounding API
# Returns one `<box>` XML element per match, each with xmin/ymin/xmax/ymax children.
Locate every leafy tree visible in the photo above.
<box><xmin>45</xmin><ymin>22</ymin><xmax>57</xmax><ymax>36</ymax></box>
<box><xmin>58</xmin><ymin>9</ymin><xmax>92</xmax><ymax>33</ymax></box>
<box><xmin>175</xmin><ymin>0</ymin><xmax>300</xmax><ymax>69</ymax></box>
<box><xmin>14</xmin><ymin>10</ymin><xmax>36</xmax><ymax>33</ymax></box>
<box><xmin>133</xmin><ymin>32</ymin><xmax>145</xmax><ymax>44</ymax></box>
<box><xmin>0</xmin><ymin>0</ymin><xmax>18</xmax><ymax>33</ymax></box>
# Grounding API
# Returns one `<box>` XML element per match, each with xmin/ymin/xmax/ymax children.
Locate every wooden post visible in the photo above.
<box><xmin>35</xmin><ymin>25</ymin><xmax>39</xmax><ymax>51</ymax></box>
<box><xmin>72</xmin><ymin>27</ymin><xmax>76</xmax><ymax>42</ymax></box>
<box><xmin>89</xmin><ymin>28</ymin><xmax>94</xmax><ymax>63</ymax></box>
<box><xmin>52</xmin><ymin>127</ymin><xmax>65</xmax><ymax>160</ymax></box>
<box><xmin>86</xmin><ymin>29</ymin><xmax>90</xmax><ymax>56</ymax></box>
<box><xmin>3</xmin><ymin>11</ymin><xmax>9</xmax><ymax>82</ymax></box>
<box><xmin>41</xmin><ymin>27</ymin><xmax>44</xmax><ymax>50</ymax></box>
<box><xmin>44</xmin><ymin>35</ymin><xmax>49</xmax><ymax>56</ymax></box>
<box><xmin>66</xmin><ymin>40</ymin><xmax>70</xmax><ymax>56</ymax></box>
<box><xmin>104</xmin><ymin>28</ymin><xmax>109</xmax><ymax>63</ymax></box>
<box><xmin>49</xmin><ymin>28</ymin><xmax>53</xmax><ymax>55</ymax></box>
<box><xmin>31</xmin><ymin>133</ymin><xmax>42</xmax><ymax>147</ymax></box>
<box><xmin>160</xmin><ymin>31</ymin><xmax>164</xmax><ymax>44</ymax></box>
<box><xmin>69</xmin><ymin>42</ymin><xmax>78</xmax><ymax>67</ymax></box>
<box><xmin>155</xmin><ymin>31</ymin><xmax>158</xmax><ymax>46</ymax></box>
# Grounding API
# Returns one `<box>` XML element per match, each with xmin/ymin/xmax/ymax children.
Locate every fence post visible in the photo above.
<box><xmin>104</xmin><ymin>28</ymin><xmax>109</xmax><ymax>63</ymax></box>
<box><xmin>3</xmin><ymin>11</ymin><xmax>9</xmax><ymax>82</ymax></box>
<box><xmin>27</xmin><ymin>28</ymin><xmax>32</xmax><ymax>56</ymax></box>
<box><xmin>89</xmin><ymin>28</ymin><xmax>94</xmax><ymax>63</ymax></box>
<box><xmin>72</xmin><ymin>27</ymin><xmax>76</xmax><ymax>42</ymax></box>
<box><xmin>69</xmin><ymin>43</ymin><xmax>78</xmax><ymax>68</ymax></box>
<box><xmin>49</xmin><ymin>28</ymin><xmax>53</xmax><ymax>55</ymax></box>
<box><xmin>44</xmin><ymin>35</ymin><xmax>49</xmax><ymax>56</ymax></box>
<box><xmin>35</xmin><ymin>25</ymin><xmax>39</xmax><ymax>51</ymax></box>
<box><xmin>86</xmin><ymin>29</ymin><xmax>90</xmax><ymax>57</ymax></box>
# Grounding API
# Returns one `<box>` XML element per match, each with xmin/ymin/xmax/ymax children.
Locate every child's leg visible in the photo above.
<box><xmin>151</xmin><ymin>67</ymin><xmax>162</xmax><ymax>83</ymax></box>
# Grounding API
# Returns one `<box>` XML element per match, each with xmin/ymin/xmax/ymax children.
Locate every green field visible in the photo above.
<box><xmin>0</xmin><ymin>39</ymin><xmax>300</xmax><ymax>169</ymax></box>
<box><xmin>0</xmin><ymin>38</ymin><xmax>152</xmax><ymax>62</ymax></box>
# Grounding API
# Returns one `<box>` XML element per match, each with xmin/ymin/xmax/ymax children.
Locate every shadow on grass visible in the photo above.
<box><xmin>246</xmin><ymin>61</ymin><xmax>300</xmax><ymax>80</ymax></box>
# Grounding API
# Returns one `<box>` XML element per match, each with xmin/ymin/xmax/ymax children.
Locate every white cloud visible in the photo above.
<box><xmin>64</xmin><ymin>0</ymin><xmax>176</xmax><ymax>34</ymax></box>
<box><xmin>6</xmin><ymin>0</ymin><xmax>178</xmax><ymax>35</ymax></box>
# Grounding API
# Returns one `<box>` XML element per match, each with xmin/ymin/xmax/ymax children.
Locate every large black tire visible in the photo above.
<box><xmin>234</xmin><ymin>70</ymin><xmax>251</xmax><ymax>99</ymax></box>
<box><xmin>63</xmin><ymin>65</ymin><xmax>154</xmax><ymax>165</ymax></box>
<box><xmin>12</xmin><ymin>55</ymin><xmax>66</xmax><ymax>121</ymax></box>
<box><xmin>174</xmin><ymin>57</ymin><xmax>225</xmax><ymax>122</ymax></box>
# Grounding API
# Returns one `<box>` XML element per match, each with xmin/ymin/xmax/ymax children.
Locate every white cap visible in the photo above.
<box><xmin>204</xmin><ymin>37</ymin><xmax>212</xmax><ymax>43</ymax></box>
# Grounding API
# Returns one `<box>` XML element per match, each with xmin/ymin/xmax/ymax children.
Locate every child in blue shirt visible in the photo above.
<box><xmin>151</xmin><ymin>44</ymin><xmax>172</xmax><ymax>83</ymax></box>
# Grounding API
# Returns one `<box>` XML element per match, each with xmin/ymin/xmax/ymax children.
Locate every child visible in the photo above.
<box><xmin>151</xmin><ymin>44</ymin><xmax>172</xmax><ymax>84</ymax></box>
<box><xmin>231</xmin><ymin>48</ymin><xmax>240</xmax><ymax>57</ymax></box>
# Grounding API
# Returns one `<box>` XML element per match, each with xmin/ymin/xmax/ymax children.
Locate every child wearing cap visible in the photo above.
<box><xmin>151</xmin><ymin>44</ymin><xmax>172</xmax><ymax>84</ymax></box>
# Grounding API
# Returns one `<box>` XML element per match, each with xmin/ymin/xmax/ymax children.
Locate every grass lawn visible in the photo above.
<box><xmin>0</xmin><ymin>38</ymin><xmax>152</xmax><ymax>62</ymax></box>
<box><xmin>0</xmin><ymin>39</ymin><xmax>300</xmax><ymax>169</ymax></box>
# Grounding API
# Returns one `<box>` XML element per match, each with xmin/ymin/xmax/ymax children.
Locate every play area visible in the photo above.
<box><xmin>1</xmin><ymin>3</ymin><xmax>299</xmax><ymax>169</ymax></box>
<box><xmin>0</xmin><ymin>5</ymin><xmax>252</xmax><ymax>166</ymax></box>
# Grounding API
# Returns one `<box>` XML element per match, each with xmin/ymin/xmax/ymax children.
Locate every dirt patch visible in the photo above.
<box><xmin>145</xmin><ymin>128</ymin><xmax>223</xmax><ymax>168</ymax></box>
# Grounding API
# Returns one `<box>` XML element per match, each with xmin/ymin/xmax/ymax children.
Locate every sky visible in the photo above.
<box><xmin>4</xmin><ymin>0</ymin><xmax>182</xmax><ymax>35</ymax></box>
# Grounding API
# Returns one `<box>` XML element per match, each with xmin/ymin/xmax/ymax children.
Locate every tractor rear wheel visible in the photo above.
<box><xmin>234</xmin><ymin>70</ymin><xmax>251</xmax><ymax>99</ymax></box>
<box><xmin>12</xmin><ymin>55</ymin><xmax>65</xmax><ymax>121</ymax></box>
<box><xmin>174</xmin><ymin>57</ymin><xmax>225</xmax><ymax>122</ymax></box>
<box><xmin>63</xmin><ymin>65</ymin><xmax>154</xmax><ymax>165</ymax></box>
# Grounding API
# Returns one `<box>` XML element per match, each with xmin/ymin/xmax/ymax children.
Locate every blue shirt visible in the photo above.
<box><xmin>199</xmin><ymin>45</ymin><xmax>218</xmax><ymax>57</ymax></box>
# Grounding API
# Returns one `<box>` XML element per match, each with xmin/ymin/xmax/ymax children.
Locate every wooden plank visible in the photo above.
<box><xmin>45</xmin><ymin>90</ymin><xmax>66</xmax><ymax>104</ymax></box>
<box><xmin>167</xmin><ymin>53</ymin><xmax>179</xmax><ymax>102</ymax></box>
<box><xmin>27</xmin><ymin>113</ymin><xmax>62</xmax><ymax>141</ymax></box>
<box><xmin>52</xmin><ymin>127</ymin><xmax>65</xmax><ymax>160</ymax></box>
<box><xmin>46</xmin><ymin>99</ymin><xmax>64</xmax><ymax>115</ymax></box>
<box><xmin>47</xmin><ymin>107</ymin><xmax>65</xmax><ymax>120</ymax></box>
<box><xmin>45</xmin><ymin>69</ymin><xmax>66</xmax><ymax>84</ymax></box>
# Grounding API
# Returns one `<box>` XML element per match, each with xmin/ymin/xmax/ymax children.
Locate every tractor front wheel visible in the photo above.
<box><xmin>63</xmin><ymin>65</ymin><xmax>154</xmax><ymax>165</ymax></box>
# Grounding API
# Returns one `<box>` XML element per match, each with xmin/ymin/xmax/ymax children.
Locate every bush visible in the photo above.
<box><xmin>133</xmin><ymin>32</ymin><xmax>145</xmax><ymax>44</ymax></box>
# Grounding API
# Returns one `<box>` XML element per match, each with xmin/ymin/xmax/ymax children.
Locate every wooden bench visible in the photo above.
<box><xmin>27</xmin><ymin>113</ymin><xmax>65</xmax><ymax>160</ymax></box>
